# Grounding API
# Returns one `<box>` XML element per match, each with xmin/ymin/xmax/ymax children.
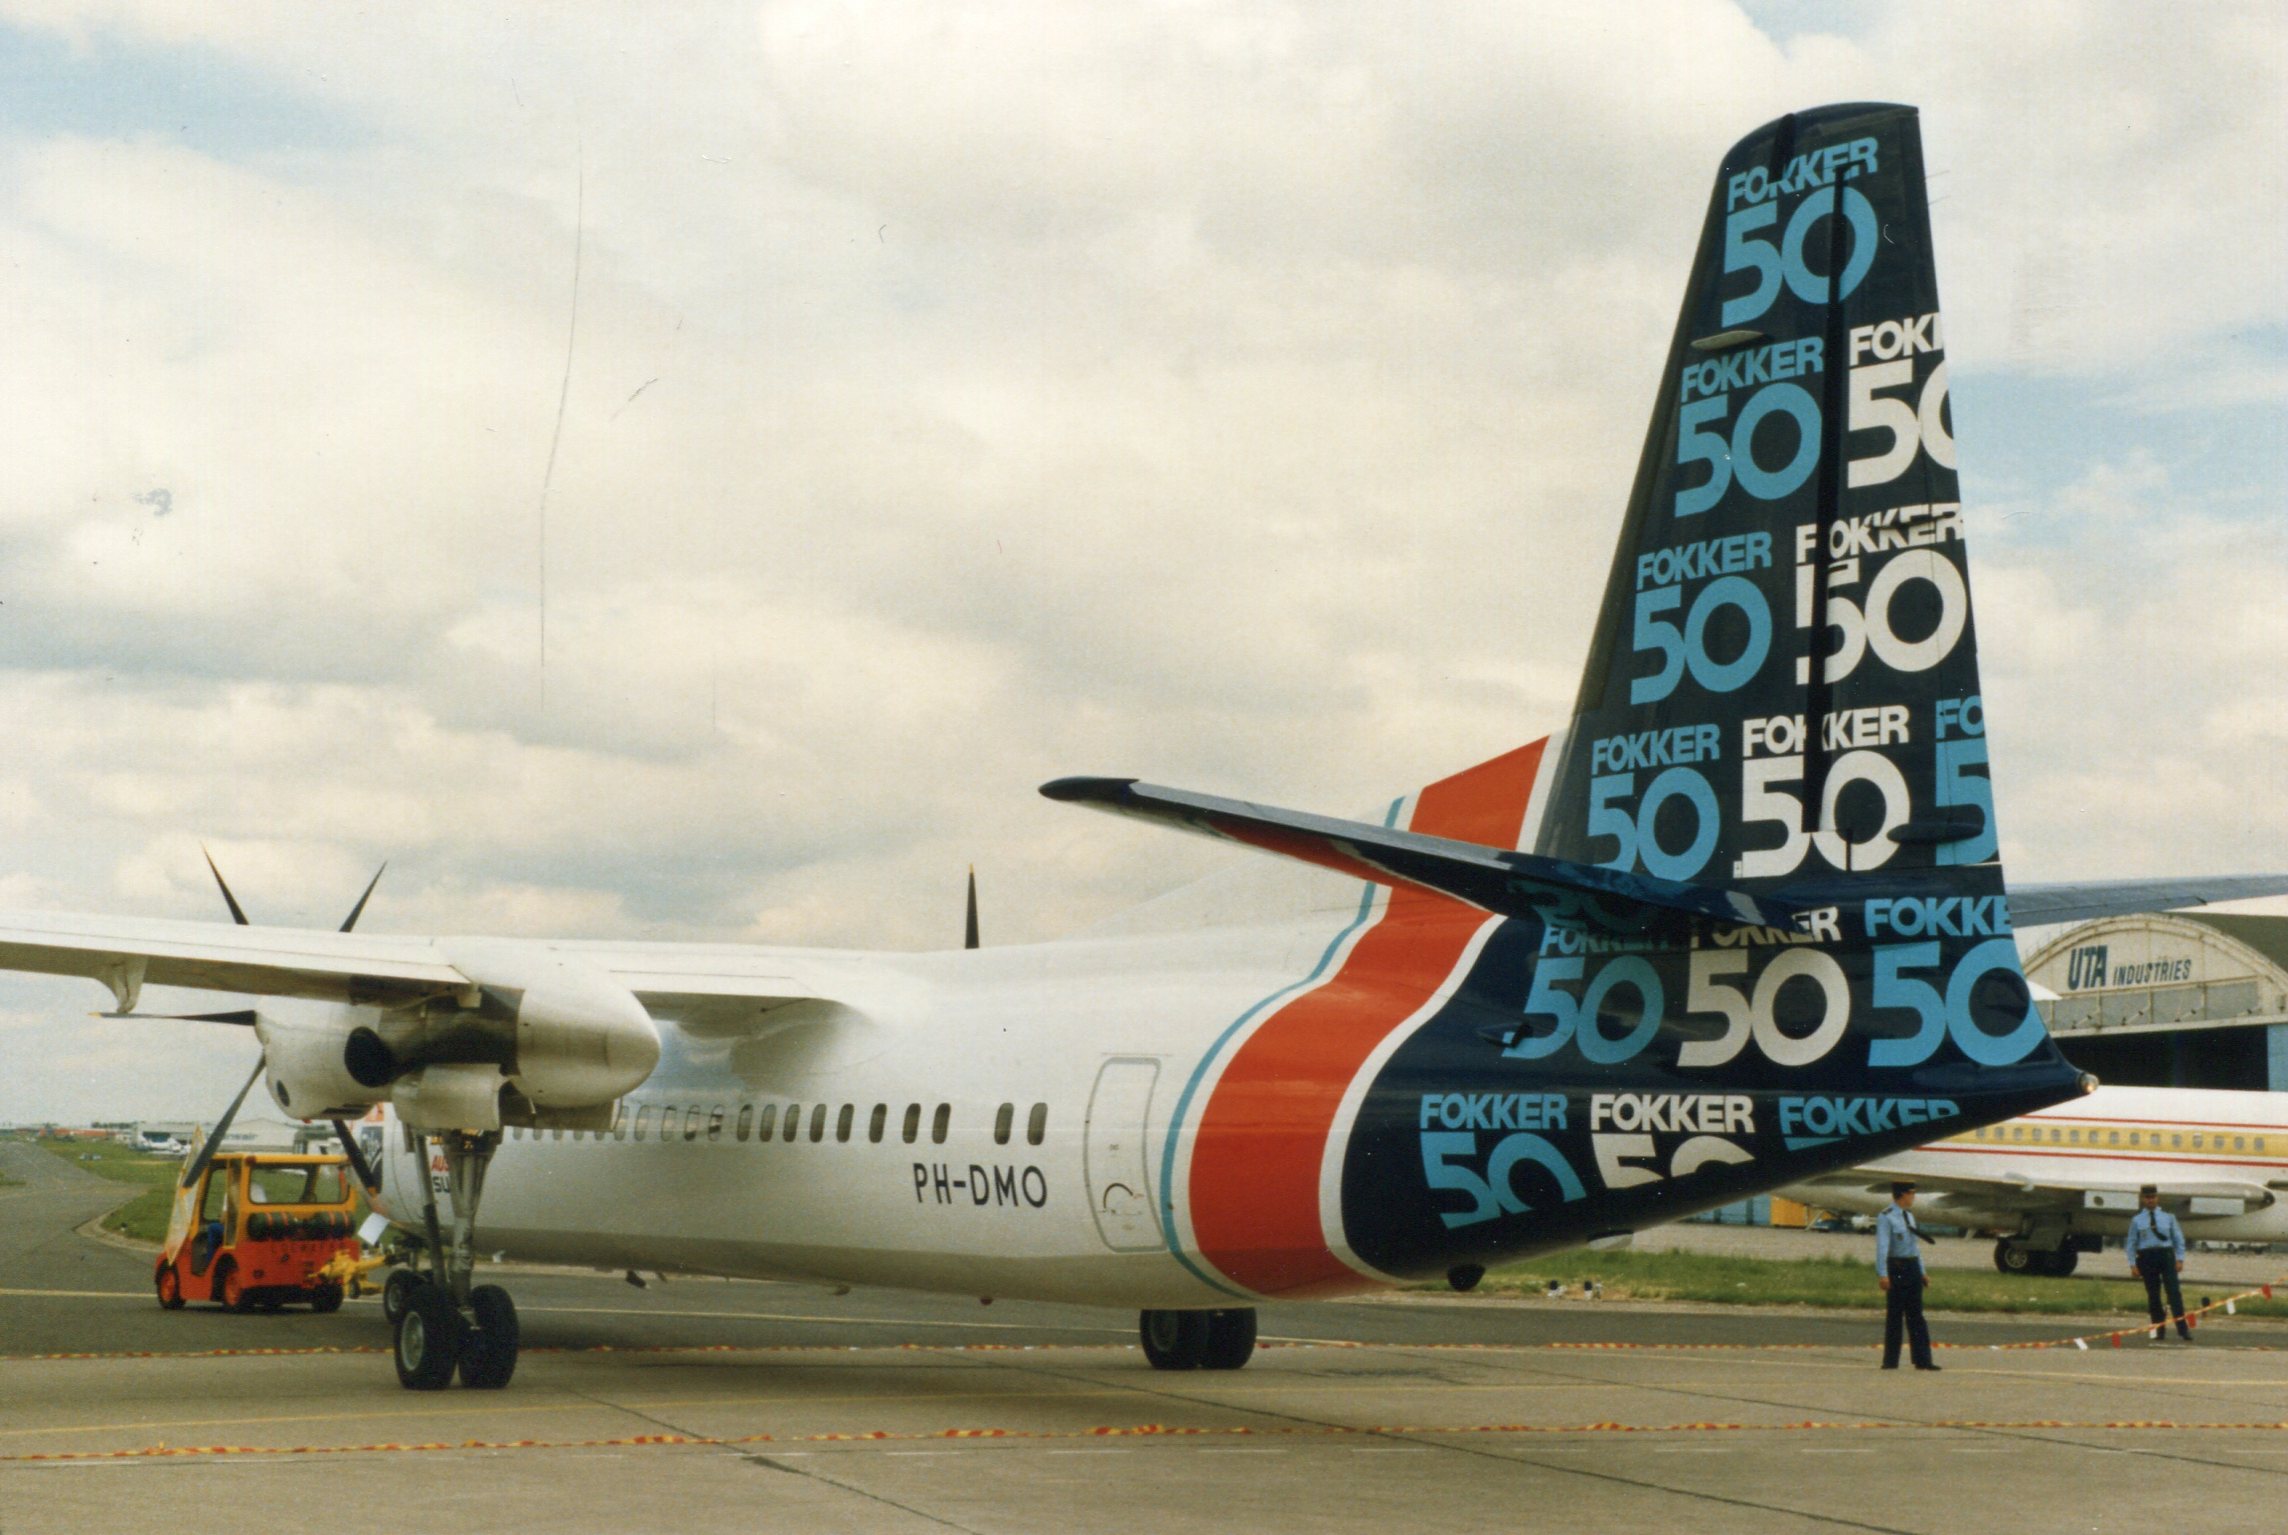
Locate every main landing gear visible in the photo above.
<box><xmin>1992</xmin><ymin>1237</ymin><xmax>2080</xmax><ymax>1277</ymax></box>
<box><xmin>1139</xmin><ymin>1309</ymin><xmax>1258</xmax><ymax>1370</ymax></box>
<box><xmin>389</xmin><ymin>1129</ymin><xmax>520</xmax><ymax>1391</ymax></box>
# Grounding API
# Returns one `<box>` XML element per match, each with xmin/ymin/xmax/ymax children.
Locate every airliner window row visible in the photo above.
<box><xmin>509</xmin><ymin>1100</ymin><xmax>1051</xmax><ymax>1148</ymax></box>
<box><xmin>1965</xmin><ymin>1125</ymin><xmax>2268</xmax><ymax>1153</ymax></box>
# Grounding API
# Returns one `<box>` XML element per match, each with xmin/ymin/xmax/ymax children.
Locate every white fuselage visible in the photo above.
<box><xmin>1784</xmin><ymin>1085</ymin><xmax>2288</xmax><ymax>1241</ymax></box>
<box><xmin>370</xmin><ymin>910</ymin><xmax>1344</xmax><ymax>1309</ymax></box>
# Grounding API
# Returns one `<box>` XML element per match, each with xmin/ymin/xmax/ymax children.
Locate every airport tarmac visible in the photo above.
<box><xmin>10</xmin><ymin>1141</ymin><xmax>2288</xmax><ymax>1535</ymax></box>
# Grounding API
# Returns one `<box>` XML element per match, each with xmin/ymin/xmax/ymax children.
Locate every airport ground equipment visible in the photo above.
<box><xmin>153</xmin><ymin>1152</ymin><xmax>358</xmax><ymax>1312</ymax></box>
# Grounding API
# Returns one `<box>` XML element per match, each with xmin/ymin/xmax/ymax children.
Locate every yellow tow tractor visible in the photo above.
<box><xmin>155</xmin><ymin>1152</ymin><xmax>362</xmax><ymax>1312</ymax></box>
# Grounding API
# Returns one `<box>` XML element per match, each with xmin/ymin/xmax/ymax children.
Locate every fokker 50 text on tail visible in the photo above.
<box><xmin>2</xmin><ymin>104</ymin><xmax>2279</xmax><ymax>1391</ymax></box>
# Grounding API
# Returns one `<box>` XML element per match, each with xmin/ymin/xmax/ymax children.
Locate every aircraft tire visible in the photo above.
<box><xmin>381</xmin><ymin>1267</ymin><xmax>422</xmax><ymax>1326</ymax></box>
<box><xmin>2048</xmin><ymin>1246</ymin><xmax>2079</xmax><ymax>1278</ymax></box>
<box><xmin>459</xmin><ymin>1285</ymin><xmax>520</xmax><ymax>1390</ymax></box>
<box><xmin>1139</xmin><ymin>1309</ymin><xmax>1209</xmax><ymax>1370</ymax></box>
<box><xmin>394</xmin><ymin>1284</ymin><xmax>464</xmax><ymax>1391</ymax></box>
<box><xmin>155</xmin><ymin>1266</ymin><xmax>185</xmax><ymax>1310</ymax></box>
<box><xmin>310</xmin><ymin>1283</ymin><xmax>345</xmax><ymax>1314</ymax></box>
<box><xmin>1994</xmin><ymin>1239</ymin><xmax>2034</xmax><ymax>1275</ymax></box>
<box><xmin>1198</xmin><ymin>1308</ymin><xmax>1258</xmax><ymax>1370</ymax></box>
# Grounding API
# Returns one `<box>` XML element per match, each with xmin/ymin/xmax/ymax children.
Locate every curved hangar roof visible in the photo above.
<box><xmin>2024</xmin><ymin>914</ymin><xmax>2288</xmax><ymax>1039</ymax></box>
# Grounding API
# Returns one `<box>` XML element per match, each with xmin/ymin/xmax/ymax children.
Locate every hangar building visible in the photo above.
<box><xmin>2023</xmin><ymin>913</ymin><xmax>2288</xmax><ymax>1092</ymax></box>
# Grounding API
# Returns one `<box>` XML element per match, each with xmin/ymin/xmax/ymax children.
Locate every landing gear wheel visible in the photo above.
<box><xmin>1199</xmin><ymin>1309</ymin><xmax>1258</xmax><ymax>1370</ymax></box>
<box><xmin>381</xmin><ymin>1267</ymin><xmax>422</xmax><ymax>1326</ymax></box>
<box><xmin>310</xmin><ymin>1283</ymin><xmax>344</xmax><ymax>1314</ymax></box>
<box><xmin>155</xmin><ymin>1267</ymin><xmax>184</xmax><ymax>1310</ymax></box>
<box><xmin>1139</xmin><ymin>1309</ymin><xmax>1209</xmax><ymax>1370</ymax></box>
<box><xmin>1994</xmin><ymin>1239</ymin><xmax>2033</xmax><ymax>1275</ymax></box>
<box><xmin>219</xmin><ymin>1263</ymin><xmax>254</xmax><ymax>1313</ymax></box>
<box><xmin>394</xmin><ymin>1284</ymin><xmax>464</xmax><ymax>1391</ymax></box>
<box><xmin>2047</xmin><ymin>1246</ymin><xmax>2079</xmax><ymax>1277</ymax></box>
<box><xmin>458</xmin><ymin>1284</ymin><xmax>520</xmax><ymax>1390</ymax></box>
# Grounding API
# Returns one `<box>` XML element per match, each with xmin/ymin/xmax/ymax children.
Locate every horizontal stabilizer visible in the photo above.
<box><xmin>2008</xmin><ymin>876</ymin><xmax>2288</xmax><ymax>929</ymax></box>
<box><xmin>1041</xmin><ymin>777</ymin><xmax>1810</xmax><ymax>935</ymax></box>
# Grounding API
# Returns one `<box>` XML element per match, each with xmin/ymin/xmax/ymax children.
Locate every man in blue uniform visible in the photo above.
<box><xmin>1875</xmin><ymin>1181</ymin><xmax>1938</xmax><ymax>1370</ymax></box>
<box><xmin>2125</xmin><ymin>1185</ymin><xmax>2193</xmax><ymax>1342</ymax></box>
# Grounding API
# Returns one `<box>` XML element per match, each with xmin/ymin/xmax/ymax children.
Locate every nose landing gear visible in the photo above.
<box><xmin>389</xmin><ymin>1128</ymin><xmax>519</xmax><ymax>1390</ymax></box>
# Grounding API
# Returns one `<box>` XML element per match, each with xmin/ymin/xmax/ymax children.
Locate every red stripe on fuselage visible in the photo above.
<box><xmin>1184</xmin><ymin>740</ymin><xmax>1546</xmax><ymax>1297</ymax></box>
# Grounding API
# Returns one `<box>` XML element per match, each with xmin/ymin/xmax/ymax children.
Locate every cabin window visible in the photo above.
<box><xmin>2171</xmin><ymin>1134</ymin><xmax>2184</xmax><ymax>1150</ymax></box>
<box><xmin>994</xmin><ymin>1103</ymin><xmax>1014</xmax><ymax>1146</ymax></box>
<box><xmin>2068</xmin><ymin>1129</ymin><xmax>2081</xmax><ymax>1144</ymax></box>
<box><xmin>2049</xmin><ymin>1127</ymin><xmax>2061</xmax><ymax>1143</ymax></box>
<box><xmin>836</xmin><ymin>1104</ymin><xmax>854</xmax><ymax>1143</ymax></box>
<box><xmin>810</xmin><ymin>1104</ymin><xmax>827</xmax><ymax>1143</ymax></box>
<box><xmin>756</xmin><ymin>1103</ymin><xmax>778</xmax><ymax>1140</ymax></box>
<box><xmin>2235</xmin><ymin>1136</ymin><xmax>2247</xmax><ymax>1151</ymax></box>
<box><xmin>552</xmin><ymin>1127</ymin><xmax>565</xmax><ymax>1141</ymax></box>
<box><xmin>903</xmin><ymin>1104</ymin><xmax>921</xmax><ymax>1144</ymax></box>
<box><xmin>932</xmin><ymin>1103</ymin><xmax>951</xmax><ymax>1145</ymax></box>
<box><xmin>2107</xmin><ymin>1130</ymin><xmax>2120</xmax><ymax>1146</ymax></box>
<box><xmin>869</xmin><ymin>1104</ymin><xmax>887</xmax><ymax>1143</ymax></box>
<box><xmin>1028</xmin><ymin>1103</ymin><xmax>1048</xmax><ymax>1147</ymax></box>
<box><xmin>633</xmin><ymin>1106</ymin><xmax>654</xmax><ymax>1142</ymax></box>
<box><xmin>2010</xmin><ymin>1126</ymin><xmax>2023</xmax><ymax>1142</ymax></box>
<box><xmin>784</xmin><ymin>1104</ymin><xmax>801</xmax><ymax>1142</ymax></box>
<box><xmin>612</xmin><ymin>1106</ymin><xmax>628</xmax><ymax>1142</ymax></box>
<box><xmin>736</xmin><ymin>1105</ymin><xmax>753</xmax><ymax>1142</ymax></box>
<box><xmin>2193</xmin><ymin>1134</ymin><xmax>2207</xmax><ymax>1150</ymax></box>
<box><xmin>708</xmin><ymin>1108</ymin><xmax>726</xmax><ymax>1142</ymax></box>
<box><xmin>683</xmin><ymin>1107</ymin><xmax>701</xmax><ymax>1141</ymax></box>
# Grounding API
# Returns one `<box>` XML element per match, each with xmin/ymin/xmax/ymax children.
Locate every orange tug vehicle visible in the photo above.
<box><xmin>154</xmin><ymin>1153</ymin><xmax>360</xmax><ymax>1312</ymax></box>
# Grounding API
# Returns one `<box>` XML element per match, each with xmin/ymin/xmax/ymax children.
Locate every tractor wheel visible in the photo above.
<box><xmin>155</xmin><ymin>1266</ymin><xmax>185</xmax><ymax>1310</ymax></box>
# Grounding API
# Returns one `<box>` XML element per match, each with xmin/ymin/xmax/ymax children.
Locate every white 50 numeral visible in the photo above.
<box><xmin>1678</xmin><ymin>948</ymin><xmax>1853</xmax><ymax>1069</ymax></box>
<box><xmin>1848</xmin><ymin>360</ymin><xmax>1954</xmax><ymax>488</ymax></box>
<box><xmin>1796</xmin><ymin>549</ymin><xmax>1968</xmax><ymax>685</ymax></box>
<box><xmin>1732</xmin><ymin>749</ymin><xmax>1910</xmax><ymax>878</ymax></box>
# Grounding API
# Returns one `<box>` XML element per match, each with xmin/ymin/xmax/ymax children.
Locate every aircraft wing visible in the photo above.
<box><xmin>1040</xmin><ymin>777</ymin><xmax>1809</xmax><ymax>935</ymax></box>
<box><xmin>0</xmin><ymin>909</ymin><xmax>466</xmax><ymax>1010</ymax></box>
<box><xmin>2009</xmin><ymin>876</ymin><xmax>2288</xmax><ymax>928</ymax></box>
<box><xmin>0</xmin><ymin>911</ymin><xmax>826</xmax><ymax>1019</ymax></box>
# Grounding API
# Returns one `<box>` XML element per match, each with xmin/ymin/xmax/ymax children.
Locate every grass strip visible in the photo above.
<box><xmin>1446</xmin><ymin>1247</ymin><xmax>2288</xmax><ymax>1317</ymax></box>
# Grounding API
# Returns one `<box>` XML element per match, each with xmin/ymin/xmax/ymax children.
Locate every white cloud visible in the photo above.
<box><xmin>0</xmin><ymin>3</ymin><xmax>2278</xmax><ymax>1119</ymax></box>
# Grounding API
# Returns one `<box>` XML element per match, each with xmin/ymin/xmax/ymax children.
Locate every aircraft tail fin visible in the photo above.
<box><xmin>1533</xmin><ymin>102</ymin><xmax>1991</xmax><ymax>902</ymax></box>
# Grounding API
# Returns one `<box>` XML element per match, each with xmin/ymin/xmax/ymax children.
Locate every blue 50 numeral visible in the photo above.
<box><xmin>1421</xmin><ymin>1131</ymin><xmax>1585</xmax><ymax>1229</ymax></box>
<box><xmin>1677</xmin><ymin>384</ymin><xmax>1821</xmax><ymax>516</ymax></box>
<box><xmin>1723</xmin><ymin>185</ymin><xmax>1878</xmax><ymax>327</ymax></box>
<box><xmin>1632</xmin><ymin>575</ymin><xmax>1772</xmax><ymax>703</ymax></box>
<box><xmin>1589</xmin><ymin>769</ymin><xmax>1719</xmax><ymax>881</ymax></box>
<box><xmin>1869</xmin><ymin>939</ymin><xmax>2044</xmax><ymax>1067</ymax></box>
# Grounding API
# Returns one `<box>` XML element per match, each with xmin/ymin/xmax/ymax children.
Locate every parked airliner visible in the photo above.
<box><xmin>1783</xmin><ymin>1085</ymin><xmax>2288</xmax><ymax>1273</ymax></box>
<box><xmin>2</xmin><ymin>103</ymin><xmax>2279</xmax><ymax>1391</ymax></box>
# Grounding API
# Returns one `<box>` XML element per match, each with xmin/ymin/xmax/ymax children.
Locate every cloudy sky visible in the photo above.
<box><xmin>1</xmin><ymin>2</ymin><xmax>2282</xmax><ymax>1121</ymax></box>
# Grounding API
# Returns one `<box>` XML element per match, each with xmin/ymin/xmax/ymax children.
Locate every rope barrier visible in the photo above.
<box><xmin>16</xmin><ymin>1415</ymin><xmax>2288</xmax><ymax>1464</ymax></box>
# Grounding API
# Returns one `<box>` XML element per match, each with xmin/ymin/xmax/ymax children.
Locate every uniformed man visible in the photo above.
<box><xmin>2125</xmin><ymin>1185</ymin><xmax>2193</xmax><ymax>1343</ymax></box>
<box><xmin>1875</xmin><ymin>1181</ymin><xmax>1938</xmax><ymax>1370</ymax></box>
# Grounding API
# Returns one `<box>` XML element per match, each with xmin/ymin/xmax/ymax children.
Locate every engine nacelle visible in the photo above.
<box><xmin>256</xmin><ymin>1008</ymin><xmax>388</xmax><ymax>1120</ymax></box>
<box><xmin>440</xmin><ymin>941</ymin><xmax>661</xmax><ymax>1108</ymax></box>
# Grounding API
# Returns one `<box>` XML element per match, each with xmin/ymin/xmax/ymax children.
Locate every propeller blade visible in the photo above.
<box><xmin>330</xmin><ymin>1118</ymin><xmax>382</xmax><ymax>1196</ymax></box>
<box><xmin>181</xmin><ymin>1054</ymin><xmax>265</xmax><ymax>1190</ymax></box>
<box><xmin>201</xmin><ymin>844</ymin><xmax>250</xmax><ymax>926</ymax></box>
<box><xmin>339</xmin><ymin>861</ymin><xmax>388</xmax><ymax>933</ymax></box>
<box><xmin>964</xmin><ymin>866</ymin><xmax>980</xmax><ymax>951</ymax></box>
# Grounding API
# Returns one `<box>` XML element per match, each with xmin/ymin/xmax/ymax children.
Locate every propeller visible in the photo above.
<box><xmin>179</xmin><ymin>1053</ymin><xmax>264</xmax><ymax>1190</ymax></box>
<box><xmin>184</xmin><ymin>847</ymin><xmax>391</xmax><ymax>1193</ymax></box>
<box><xmin>965</xmin><ymin>866</ymin><xmax>980</xmax><ymax>951</ymax></box>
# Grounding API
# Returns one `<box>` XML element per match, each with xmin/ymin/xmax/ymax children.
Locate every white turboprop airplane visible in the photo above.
<box><xmin>1780</xmin><ymin>1085</ymin><xmax>2288</xmax><ymax>1274</ymax></box>
<box><xmin>3</xmin><ymin>103</ymin><xmax>2283</xmax><ymax>1392</ymax></box>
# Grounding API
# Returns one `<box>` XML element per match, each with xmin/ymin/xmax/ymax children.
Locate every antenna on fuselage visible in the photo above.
<box><xmin>964</xmin><ymin>866</ymin><xmax>980</xmax><ymax>950</ymax></box>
